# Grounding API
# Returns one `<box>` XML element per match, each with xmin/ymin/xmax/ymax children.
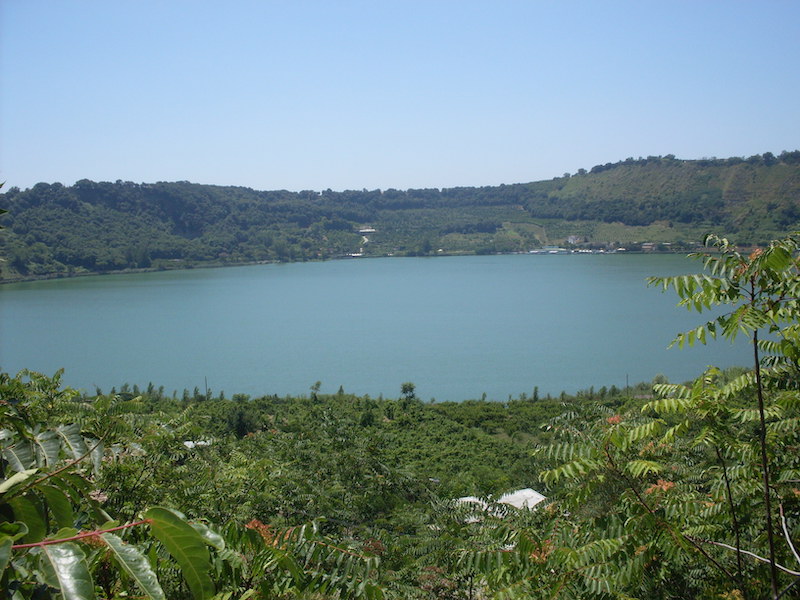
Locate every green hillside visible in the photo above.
<box><xmin>531</xmin><ymin>153</ymin><xmax>800</xmax><ymax>238</ymax></box>
<box><xmin>2</xmin><ymin>151</ymin><xmax>799</xmax><ymax>281</ymax></box>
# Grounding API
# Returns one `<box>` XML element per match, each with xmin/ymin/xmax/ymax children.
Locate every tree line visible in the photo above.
<box><xmin>2</xmin><ymin>152</ymin><xmax>800</xmax><ymax>280</ymax></box>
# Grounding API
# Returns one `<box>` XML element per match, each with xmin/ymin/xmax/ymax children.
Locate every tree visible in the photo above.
<box><xmin>649</xmin><ymin>233</ymin><xmax>800</xmax><ymax>598</ymax></box>
<box><xmin>462</xmin><ymin>234</ymin><xmax>800</xmax><ymax>599</ymax></box>
<box><xmin>401</xmin><ymin>382</ymin><xmax>416</xmax><ymax>401</ymax></box>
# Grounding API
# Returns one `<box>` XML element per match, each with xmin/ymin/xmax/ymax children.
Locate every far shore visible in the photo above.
<box><xmin>0</xmin><ymin>246</ymin><xmax>701</xmax><ymax>285</ymax></box>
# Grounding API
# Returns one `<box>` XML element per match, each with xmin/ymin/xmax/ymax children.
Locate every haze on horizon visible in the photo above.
<box><xmin>2</xmin><ymin>1</ymin><xmax>799</xmax><ymax>194</ymax></box>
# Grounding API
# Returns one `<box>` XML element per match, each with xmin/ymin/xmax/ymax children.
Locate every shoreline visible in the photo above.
<box><xmin>0</xmin><ymin>248</ymin><xmax>693</xmax><ymax>285</ymax></box>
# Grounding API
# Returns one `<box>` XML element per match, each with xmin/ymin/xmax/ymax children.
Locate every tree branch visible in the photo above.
<box><xmin>780</xmin><ymin>503</ymin><xmax>800</xmax><ymax>567</ymax></box>
<box><xmin>753</xmin><ymin>322</ymin><xmax>780</xmax><ymax>598</ymax></box>
<box><xmin>18</xmin><ymin>436</ymin><xmax>105</xmax><ymax>497</ymax></box>
<box><xmin>602</xmin><ymin>443</ymin><xmax>738</xmax><ymax>584</ymax></box>
<box><xmin>687</xmin><ymin>536</ymin><xmax>800</xmax><ymax>576</ymax></box>
<box><xmin>716</xmin><ymin>444</ymin><xmax>747</xmax><ymax>597</ymax></box>
<box><xmin>12</xmin><ymin>519</ymin><xmax>150</xmax><ymax>549</ymax></box>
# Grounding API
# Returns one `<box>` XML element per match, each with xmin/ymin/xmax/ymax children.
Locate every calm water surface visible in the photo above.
<box><xmin>0</xmin><ymin>254</ymin><xmax>749</xmax><ymax>401</ymax></box>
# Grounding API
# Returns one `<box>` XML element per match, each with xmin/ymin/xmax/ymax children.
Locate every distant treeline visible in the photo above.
<box><xmin>2</xmin><ymin>151</ymin><xmax>799</xmax><ymax>280</ymax></box>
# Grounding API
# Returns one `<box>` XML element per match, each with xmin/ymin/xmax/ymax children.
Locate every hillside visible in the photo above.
<box><xmin>2</xmin><ymin>151</ymin><xmax>799</xmax><ymax>281</ymax></box>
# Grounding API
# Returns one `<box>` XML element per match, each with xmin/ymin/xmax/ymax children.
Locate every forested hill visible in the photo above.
<box><xmin>2</xmin><ymin>151</ymin><xmax>800</xmax><ymax>281</ymax></box>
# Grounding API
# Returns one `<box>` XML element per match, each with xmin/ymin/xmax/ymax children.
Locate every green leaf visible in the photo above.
<box><xmin>9</xmin><ymin>495</ymin><xmax>46</xmax><ymax>543</ymax></box>
<box><xmin>0</xmin><ymin>468</ymin><xmax>38</xmax><ymax>495</ymax></box>
<box><xmin>102</xmin><ymin>532</ymin><xmax>166</xmax><ymax>600</ymax></box>
<box><xmin>620</xmin><ymin>420</ymin><xmax>664</xmax><ymax>447</ymax></box>
<box><xmin>88</xmin><ymin>438</ymin><xmax>104</xmax><ymax>475</ymax></box>
<box><xmin>541</xmin><ymin>457</ymin><xmax>602</xmax><ymax>483</ymax></box>
<box><xmin>0</xmin><ymin>521</ymin><xmax>29</xmax><ymax>542</ymax></box>
<box><xmin>56</xmin><ymin>424</ymin><xmax>89</xmax><ymax>461</ymax></box>
<box><xmin>59</xmin><ymin>472</ymin><xmax>92</xmax><ymax>493</ymax></box>
<box><xmin>40</xmin><ymin>484</ymin><xmax>75</xmax><ymax>529</ymax></box>
<box><xmin>0</xmin><ymin>536</ymin><xmax>12</xmax><ymax>575</ymax></box>
<box><xmin>190</xmin><ymin>522</ymin><xmax>226</xmax><ymax>550</ymax></box>
<box><xmin>39</xmin><ymin>542</ymin><xmax>97</xmax><ymax>600</ymax></box>
<box><xmin>3</xmin><ymin>441</ymin><xmax>34</xmax><ymax>472</ymax></box>
<box><xmin>33</xmin><ymin>430</ymin><xmax>60</xmax><ymax>466</ymax></box>
<box><xmin>145</xmin><ymin>507</ymin><xmax>215</xmax><ymax>600</ymax></box>
<box><xmin>624</xmin><ymin>460</ymin><xmax>664</xmax><ymax>478</ymax></box>
<box><xmin>764</xmin><ymin>245</ymin><xmax>792</xmax><ymax>271</ymax></box>
<box><xmin>572</xmin><ymin>537</ymin><xmax>626</xmax><ymax>566</ymax></box>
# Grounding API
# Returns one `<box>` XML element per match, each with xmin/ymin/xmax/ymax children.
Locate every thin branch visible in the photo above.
<box><xmin>602</xmin><ymin>443</ymin><xmax>738</xmax><ymax>584</ymax></box>
<box><xmin>12</xmin><ymin>519</ymin><xmax>151</xmax><ymax>549</ymax></box>
<box><xmin>780</xmin><ymin>503</ymin><xmax>800</xmax><ymax>567</ymax></box>
<box><xmin>716</xmin><ymin>444</ymin><xmax>746</xmax><ymax>596</ymax></box>
<box><xmin>18</xmin><ymin>436</ymin><xmax>105</xmax><ymax>497</ymax></box>
<box><xmin>776</xmin><ymin>575</ymin><xmax>800</xmax><ymax>600</ymax></box>
<box><xmin>687</xmin><ymin>536</ymin><xmax>800</xmax><ymax>576</ymax></box>
<box><xmin>753</xmin><ymin>323</ymin><xmax>780</xmax><ymax>598</ymax></box>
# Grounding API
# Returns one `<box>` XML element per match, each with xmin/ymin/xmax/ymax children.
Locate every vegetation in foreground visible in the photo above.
<box><xmin>2</xmin><ymin>152</ymin><xmax>800</xmax><ymax>281</ymax></box>
<box><xmin>2</xmin><ymin>233</ymin><xmax>800</xmax><ymax>599</ymax></box>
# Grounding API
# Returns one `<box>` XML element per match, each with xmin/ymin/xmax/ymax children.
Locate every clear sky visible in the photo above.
<box><xmin>2</xmin><ymin>1</ymin><xmax>799</xmax><ymax>193</ymax></box>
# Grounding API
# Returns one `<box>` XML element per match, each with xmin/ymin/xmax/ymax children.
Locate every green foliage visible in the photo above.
<box><xmin>3</xmin><ymin>154</ymin><xmax>800</xmax><ymax>280</ymax></box>
<box><xmin>144</xmin><ymin>507</ymin><xmax>215</xmax><ymax>600</ymax></box>
<box><xmin>508</xmin><ymin>233</ymin><xmax>800</xmax><ymax>599</ymax></box>
<box><xmin>100</xmin><ymin>533</ymin><xmax>165</xmax><ymax>600</ymax></box>
<box><xmin>6</xmin><ymin>231</ymin><xmax>800</xmax><ymax>597</ymax></box>
<box><xmin>37</xmin><ymin>542</ymin><xmax>96</xmax><ymax>600</ymax></box>
<box><xmin>0</xmin><ymin>372</ymin><xmax>387</xmax><ymax>599</ymax></box>
<box><xmin>439</xmin><ymin>233</ymin><xmax>800</xmax><ymax>599</ymax></box>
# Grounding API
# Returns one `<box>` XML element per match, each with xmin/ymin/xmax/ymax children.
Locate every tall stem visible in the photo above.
<box><xmin>753</xmin><ymin>325</ymin><xmax>779</xmax><ymax>598</ymax></box>
<box><xmin>716</xmin><ymin>445</ymin><xmax>746</xmax><ymax>598</ymax></box>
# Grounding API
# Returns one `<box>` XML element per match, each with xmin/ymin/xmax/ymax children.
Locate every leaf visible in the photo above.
<box><xmin>9</xmin><ymin>495</ymin><xmax>46</xmax><ymax>543</ymax></box>
<box><xmin>624</xmin><ymin>460</ymin><xmax>664</xmax><ymax>478</ymax></box>
<box><xmin>40</xmin><ymin>484</ymin><xmax>75</xmax><ymax>529</ymax></box>
<box><xmin>88</xmin><ymin>438</ymin><xmax>104</xmax><ymax>475</ymax></box>
<box><xmin>764</xmin><ymin>245</ymin><xmax>792</xmax><ymax>272</ymax></box>
<box><xmin>56</xmin><ymin>424</ymin><xmax>89</xmax><ymax>461</ymax></box>
<box><xmin>620</xmin><ymin>420</ymin><xmax>664</xmax><ymax>447</ymax></box>
<box><xmin>644</xmin><ymin>395</ymin><xmax>691</xmax><ymax>415</ymax></box>
<box><xmin>539</xmin><ymin>442</ymin><xmax>593</xmax><ymax>462</ymax></box>
<box><xmin>33</xmin><ymin>430</ymin><xmax>61</xmax><ymax>466</ymax></box>
<box><xmin>102</xmin><ymin>532</ymin><xmax>166</xmax><ymax>600</ymax></box>
<box><xmin>190</xmin><ymin>522</ymin><xmax>226</xmax><ymax>550</ymax></box>
<box><xmin>3</xmin><ymin>441</ymin><xmax>34</xmax><ymax>472</ymax></box>
<box><xmin>661</xmin><ymin>420</ymin><xmax>691</xmax><ymax>443</ymax></box>
<box><xmin>0</xmin><ymin>536</ymin><xmax>12</xmax><ymax>575</ymax></box>
<box><xmin>571</xmin><ymin>537</ymin><xmax>626</xmax><ymax>567</ymax></box>
<box><xmin>39</xmin><ymin>542</ymin><xmax>97</xmax><ymax>600</ymax></box>
<box><xmin>0</xmin><ymin>521</ymin><xmax>29</xmax><ymax>542</ymax></box>
<box><xmin>59</xmin><ymin>472</ymin><xmax>92</xmax><ymax>494</ymax></box>
<box><xmin>145</xmin><ymin>507</ymin><xmax>215</xmax><ymax>600</ymax></box>
<box><xmin>540</xmin><ymin>457</ymin><xmax>602</xmax><ymax>483</ymax></box>
<box><xmin>0</xmin><ymin>468</ymin><xmax>38</xmax><ymax>495</ymax></box>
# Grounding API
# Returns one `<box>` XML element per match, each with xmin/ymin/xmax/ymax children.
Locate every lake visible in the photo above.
<box><xmin>0</xmin><ymin>254</ymin><xmax>749</xmax><ymax>401</ymax></box>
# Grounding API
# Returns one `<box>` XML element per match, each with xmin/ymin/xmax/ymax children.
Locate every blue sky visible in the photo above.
<box><xmin>2</xmin><ymin>1</ymin><xmax>799</xmax><ymax>192</ymax></box>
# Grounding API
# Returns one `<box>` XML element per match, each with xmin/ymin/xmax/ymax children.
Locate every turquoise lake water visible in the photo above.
<box><xmin>0</xmin><ymin>254</ymin><xmax>749</xmax><ymax>401</ymax></box>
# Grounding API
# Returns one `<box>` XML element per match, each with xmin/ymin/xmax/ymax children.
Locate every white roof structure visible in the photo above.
<box><xmin>183</xmin><ymin>440</ymin><xmax>212</xmax><ymax>449</ymax></box>
<box><xmin>497</xmin><ymin>488</ymin><xmax>546</xmax><ymax>510</ymax></box>
<box><xmin>453</xmin><ymin>496</ymin><xmax>489</xmax><ymax>523</ymax></box>
<box><xmin>455</xmin><ymin>488</ymin><xmax>546</xmax><ymax>520</ymax></box>
<box><xmin>455</xmin><ymin>495</ymin><xmax>487</xmax><ymax>509</ymax></box>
